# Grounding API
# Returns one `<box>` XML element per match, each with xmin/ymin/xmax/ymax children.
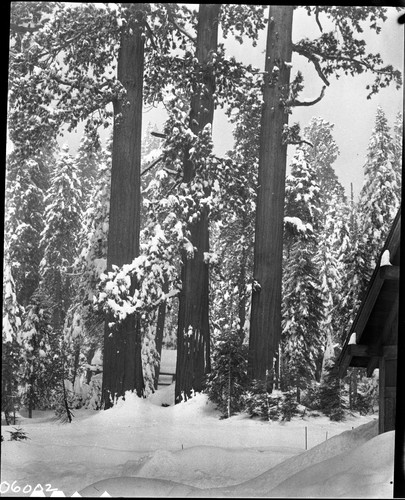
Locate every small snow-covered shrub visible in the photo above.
<box><xmin>241</xmin><ymin>379</ymin><xmax>282</xmax><ymax>421</ymax></box>
<box><xmin>300</xmin><ymin>382</ymin><xmax>321</xmax><ymax>410</ymax></box>
<box><xmin>242</xmin><ymin>380</ymin><xmax>300</xmax><ymax>421</ymax></box>
<box><xmin>280</xmin><ymin>390</ymin><xmax>299</xmax><ymax>421</ymax></box>
<box><xmin>354</xmin><ymin>376</ymin><xmax>379</xmax><ymax>415</ymax></box>
<box><xmin>242</xmin><ymin>389</ymin><xmax>282</xmax><ymax>421</ymax></box>
<box><xmin>318</xmin><ymin>362</ymin><xmax>347</xmax><ymax>421</ymax></box>
<box><xmin>204</xmin><ymin>330</ymin><xmax>249</xmax><ymax>418</ymax></box>
<box><xmin>8</xmin><ymin>427</ymin><xmax>29</xmax><ymax>441</ymax></box>
<box><xmin>83</xmin><ymin>373</ymin><xmax>102</xmax><ymax>410</ymax></box>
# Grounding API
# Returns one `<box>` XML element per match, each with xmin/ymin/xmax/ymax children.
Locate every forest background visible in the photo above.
<box><xmin>2</xmin><ymin>3</ymin><xmax>404</xmax><ymax>425</ymax></box>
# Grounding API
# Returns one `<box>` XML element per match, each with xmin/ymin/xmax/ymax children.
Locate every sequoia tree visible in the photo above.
<box><xmin>249</xmin><ymin>6</ymin><xmax>294</xmax><ymax>381</ymax></box>
<box><xmin>175</xmin><ymin>3</ymin><xmax>221</xmax><ymax>403</ymax></box>
<box><xmin>8</xmin><ymin>3</ymin><xmax>151</xmax><ymax>407</ymax></box>
<box><xmin>249</xmin><ymin>5</ymin><xmax>401</xmax><ymax>384</ymax></box>
<box><xmin>102</xmin><ymin>4</ymin><xmax>146</xmax><ymax>407</ymax></box>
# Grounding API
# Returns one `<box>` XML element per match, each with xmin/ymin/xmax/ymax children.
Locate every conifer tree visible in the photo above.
<box><xmin>318</xmin><ymin>356</ymin><xmax>347</xmax><ymax>421</ymax></box>
<box><xmin>4</xmin><ymin>152</ymin><xmax>52</xmax><ymax>307</ymax></box>
<box><xmin>249</xmin><ymin>6</ymin><xmax>401</xmax><ymax>383</ymax></box>
<box><xmin>282</xmin><ymin>148</ymin><xmax>324</xmax><ymax>401</ymax></box>
<box><xmin>75</xmin><ymin>125</ymin><xmax>105</xmax><ymax>204</ymax></box>
<box><xmin>64</xmin><ymin>144</ymin><xmax>112</xmax><ymax>388</ymax></box>
<box><xmin>205</xmin><ymin>330</ymin><xmax>248</xmax><ymax>418</ymax></box>
<box><xmin>18</xmin><ymin>294</ymin><xmax>60</xmax><ymax>418</ymax></box>
<box><xmin>392</xmin><ymin>111</ymin><xmax>403</xmax><ymax>190</ymax></box>
<box><xmin>2</xmin><ymin>264</ymin><xmax>24</xmax><ymax>423</ymax></box>
<box><xmin>303</xmin><ymin>117</ymin><xmax>342</xmax><ymax>205</ymax></box>
<box><xmin>357</xmin><ymin>106</ymin><xmax>401</xmax><ymax>290</ymax></box>
<box><xmin>39</xmin><ymin>145</ymin><xmax>83</xmax><ymax>331</ymax></box>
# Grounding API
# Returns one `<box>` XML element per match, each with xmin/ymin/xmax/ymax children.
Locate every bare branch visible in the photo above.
<box><xmin>288</xmin><ymin>85</ymin><xmax>326</xmax><ymax>107</ymax></box>
<box><xmin>144</xmin><ymin>19</ymin><xmax>158</xmax><ymax>51</ymax></box>
<box><xmin>292</xmin><ymin>44</ymin><xmax>330</xmax><ymax>87</ymax></box>
<box><xmin>151</xmin><ymin>131</ymin><xmax>166</xmax><ymax>138</ymax></box>
<box><xmin>165</xmin><ymin>4</ymin><xmax>196</xmax><ymax>43</ymax></box>
<box><xmin>171</xmin><ymin>18</ymin><xmax>196</xmax><ymax>43</ymax></box>
<box><xmin>289</xmin><ymin>139</ymin><xmax>314</xmax><ymax>148</ymax></box>
<box><xmin>310</xmin><ymin>48</ymin><xmax>396</xmax><ymax>77</ymax></box>
<box><xmin>141</xmin><ymin>156</ymin><xmax>162</xmax><ymax>176</ymax></box>
<box><xmin>315</xmin><ymin>7</ymin><xmax>323</xmax><ymax>32</ymax></box>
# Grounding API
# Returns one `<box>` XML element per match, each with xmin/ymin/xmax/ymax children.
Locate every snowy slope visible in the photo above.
<box><xmin>205</xmin><ymin>418</ymin><xmax>379</xmax><ymax>496</ymax></box>
<box><xmin>78</xmin><ymin>429</ymin><xmax>394</xmax><ymax>498</ymax></box>
<box><xmin>0</xmin><ymin>384</ymin><xmax>387</xmax><ymax>498</ymax></box>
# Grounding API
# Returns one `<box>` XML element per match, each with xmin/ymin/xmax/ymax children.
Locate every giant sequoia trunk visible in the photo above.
<box><xmin>102</xmin><ymin>8</ymin><xmax>145</xmax><ymax>409</ymax></box>
<box><xmin>175</xmin><ymin>4</ymin><xmax>220</xmax><ymax>403</ymax></box>
<box><xmin>248</xmin><ymin>6</ymin><xmax>294</xmax><ymax>382</ymax></box>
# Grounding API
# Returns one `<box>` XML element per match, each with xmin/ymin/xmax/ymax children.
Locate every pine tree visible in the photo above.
<box><xmin>205</xmin><ymin>330</ymin><xmax>248</xmax><ymax>418</ymax></box>
<box><xmin>2</xmin><ymin>264</ymin><xmax>24</xmax><ymax>424</ymax></box>
<box><xmin>392</xmin><ymin>112</ymin><xmax>403</xmax><ymax>191</ymax></box>
<box><xmin>4</xmin><ymin>151</ymin><xmax>52</xmax><ymax>308</ymax></box>
<box><xmin>282</xmin><ymin>148</ymin><xmax>324</xmax><ymax>401</ymax></box>
<box><xmin>39</xmin><ymin>145</ymin><xmax>83</xmax><ymax>332</ymax></box>
<box><xmin>318</xmin><ymin>356</ymin><xmax>347</xmax><ymax>421</ymax></box>
<box><xmin>63</xmin><ymin>144</ymin><xmax>111</xmax><ymax>391</ymax></box>
<box><xmin>317</xmin><ymin>193</ymin><xmax>350</xmax><ymax>380</ymax></box>
<box><xmin>358</xmin><ymin>106</ymin><xmax>401</xmax><ymax>289</ymax></box>
<box><xmin>336</xmin><ymin>184</ymin><xmax>365</xmax><ymax>340</ymax></box>
<box><xmin>18</xmin><ymin>294</ymin><xmax>60</xmax><ymax>417</ymax></box>
<box><xmin>303</xmin><ymin>117</ymin><xmax>341</xmax><ymax>206</ymax></box>
<box><xmin>75</xmin><ymin>126</ymin><xmax>105</xmax><ymax>204</ymax></box>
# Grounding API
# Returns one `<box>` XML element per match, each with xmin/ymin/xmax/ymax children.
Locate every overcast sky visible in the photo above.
<box><xmin>50</xmin><ymin>4</ymin><xmax>404</xmax><ymax>201</ymax></box>
<box><xmin>142</xmin><ymin>5</ymin><xmax>404</xmax><ymax>200</ymax></box>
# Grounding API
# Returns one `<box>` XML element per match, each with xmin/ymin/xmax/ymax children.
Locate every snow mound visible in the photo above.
<box><xmin>207</xmin><ymin>419</ymin><xmax>379</xmax><ymax>497</ymax></box>
<box><xmin>91</xmin><ymin>391</ymin><xmax>218</xmax><ymax>425</ymax></box>
<box><xmin>268</xmin><ymin>430</ymin><xmax>394</xmax><ymax>498</ymax></box>
<box><xmin>77</xmin><ymin>428</ymin><xmax>392</xmax><ymax>499</ymax></box>
<box><xmin>134</xmin><ymin>445</ymin><xmax>298</xmax><ymax>488</ymax></box>
<box><xmin>79</xmin><ymin>476</ymin><xmax>198</xmax><ymax>497</ymax></box>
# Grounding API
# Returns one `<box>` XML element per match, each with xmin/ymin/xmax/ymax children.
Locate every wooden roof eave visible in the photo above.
<box><xmin>337</xmin><ymin>209</ymin><xmax>401</xmax><ymax>378</ymax></box>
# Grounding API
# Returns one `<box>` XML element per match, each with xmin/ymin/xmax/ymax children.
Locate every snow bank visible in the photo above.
<box><xmin>1</xmin><ymin>385</ymin><xmax>381</xmax><ymax>498</ymax></box>
<box><xmin>204</xmin><ymin>419</ymin><xmax>386</xmax><ymax>498</ymax></box>
<box><xmin>77</xmin><ymin>426</ymin><xmax>393</xmax><ymax>498</ymax></box>
<box><xmin>79</xmin><ymin>476</ymin><xmax>197</xmax><ymax>497</ymax></box>
<box><xmin>268</xmin><ymin>430</ymin><xmax>394</xmax><ymax>498</ymax></box>
<box><xmin>134</xmin><ymin>445</ymin><xmax>299</xmax><ymax>489</ymax></box>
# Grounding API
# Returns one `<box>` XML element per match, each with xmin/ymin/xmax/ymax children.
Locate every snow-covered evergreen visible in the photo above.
<box><xmin>303</xmin><ymin>117</ymin><xmax>341</xmax><ymax>205</ymax></box>
<box><xmin>2</xmin><ymin>264</ymin><xmax>24</xmax><ymax>423</ymax></box>
<box><xmin>4</xmin><ymin>152</ymin><xmax>52</xmax><ymax>307</ymax></box>
<box><xmin>39</xmin><ymin>144</ymin><xmax>83</xmax><ymax>331</ymax></box>
<box><xmin>358</xmin><ymin>106</ymin><xmax>401</xmax><ymax>277</ymax></box>
<box><xmin>17</xmin><ymin>294</ymin><xmax>60</xmax><ymax>414</ymax></box>
<box><xmin>282</xmin><ymin>148</ymin><xmax>324</xmax><ymax>400</ymax></box>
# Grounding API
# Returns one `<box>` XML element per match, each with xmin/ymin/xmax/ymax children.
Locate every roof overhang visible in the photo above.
<box><xmin>337</xmin><ymin>209</ymin><xmax>401</xmax><ymax>378</ymax></box>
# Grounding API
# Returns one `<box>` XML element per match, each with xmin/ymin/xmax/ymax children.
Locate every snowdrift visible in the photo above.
<box><xmin>1</xmin><ymin>389</ymin><xmax>387</xmax><ymax>498</ymax></box>
<box><xmin>206</xmin><ymin>418</ymin><xmax>380</xmax><ymax>497</ymax></box>
<box><xmin>78</xmin><ymin>418</ymin><xmax>393</xmax><ymax>498</ymax></box>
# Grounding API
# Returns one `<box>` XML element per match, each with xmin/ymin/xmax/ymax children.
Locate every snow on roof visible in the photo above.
<box><xmin>380</xmin><ymin>249</ymin><xmax>392</xmax><ymax>267</ymax></box>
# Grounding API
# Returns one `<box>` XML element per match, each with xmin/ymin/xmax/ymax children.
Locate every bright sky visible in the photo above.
<box><xmin>44</xmin><ymin>4</ymin><xmax>403</xmax><ymax>201</ymax></box>
<box><xmin>143</xmin><ymin>5</ymin><xmax>404</xmax><ymax>200</ymax></box>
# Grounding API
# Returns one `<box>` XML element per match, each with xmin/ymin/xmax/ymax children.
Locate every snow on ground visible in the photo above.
<box><xmin>1</xmin><ymin>350</ymin><xmax>391</xmax><ymax>498</ymax></box>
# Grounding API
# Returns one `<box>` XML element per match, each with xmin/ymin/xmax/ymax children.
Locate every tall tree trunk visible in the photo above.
<box><xmin>237</xmin><ymin>235</ymin><xmax>248</xmax><ymax>340</ymax></box>
<box><xmin>175</xmin><ymin>3</ymin><xmax>220</xmax><ymax>403</ymax></box>
<box><xmin>153</xmin><ymin>280</ymin><xmax>168</xmax><ymax>390</ymax></box>
<box><xmin>102</xmin><ymin>8</ymin><xmax>145</xmax><ymax>409</ymax></box>
<box><xmin>248</xmin><ymin>6</ymin><xmax>293</xmax><ymax>383</ymax></box>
